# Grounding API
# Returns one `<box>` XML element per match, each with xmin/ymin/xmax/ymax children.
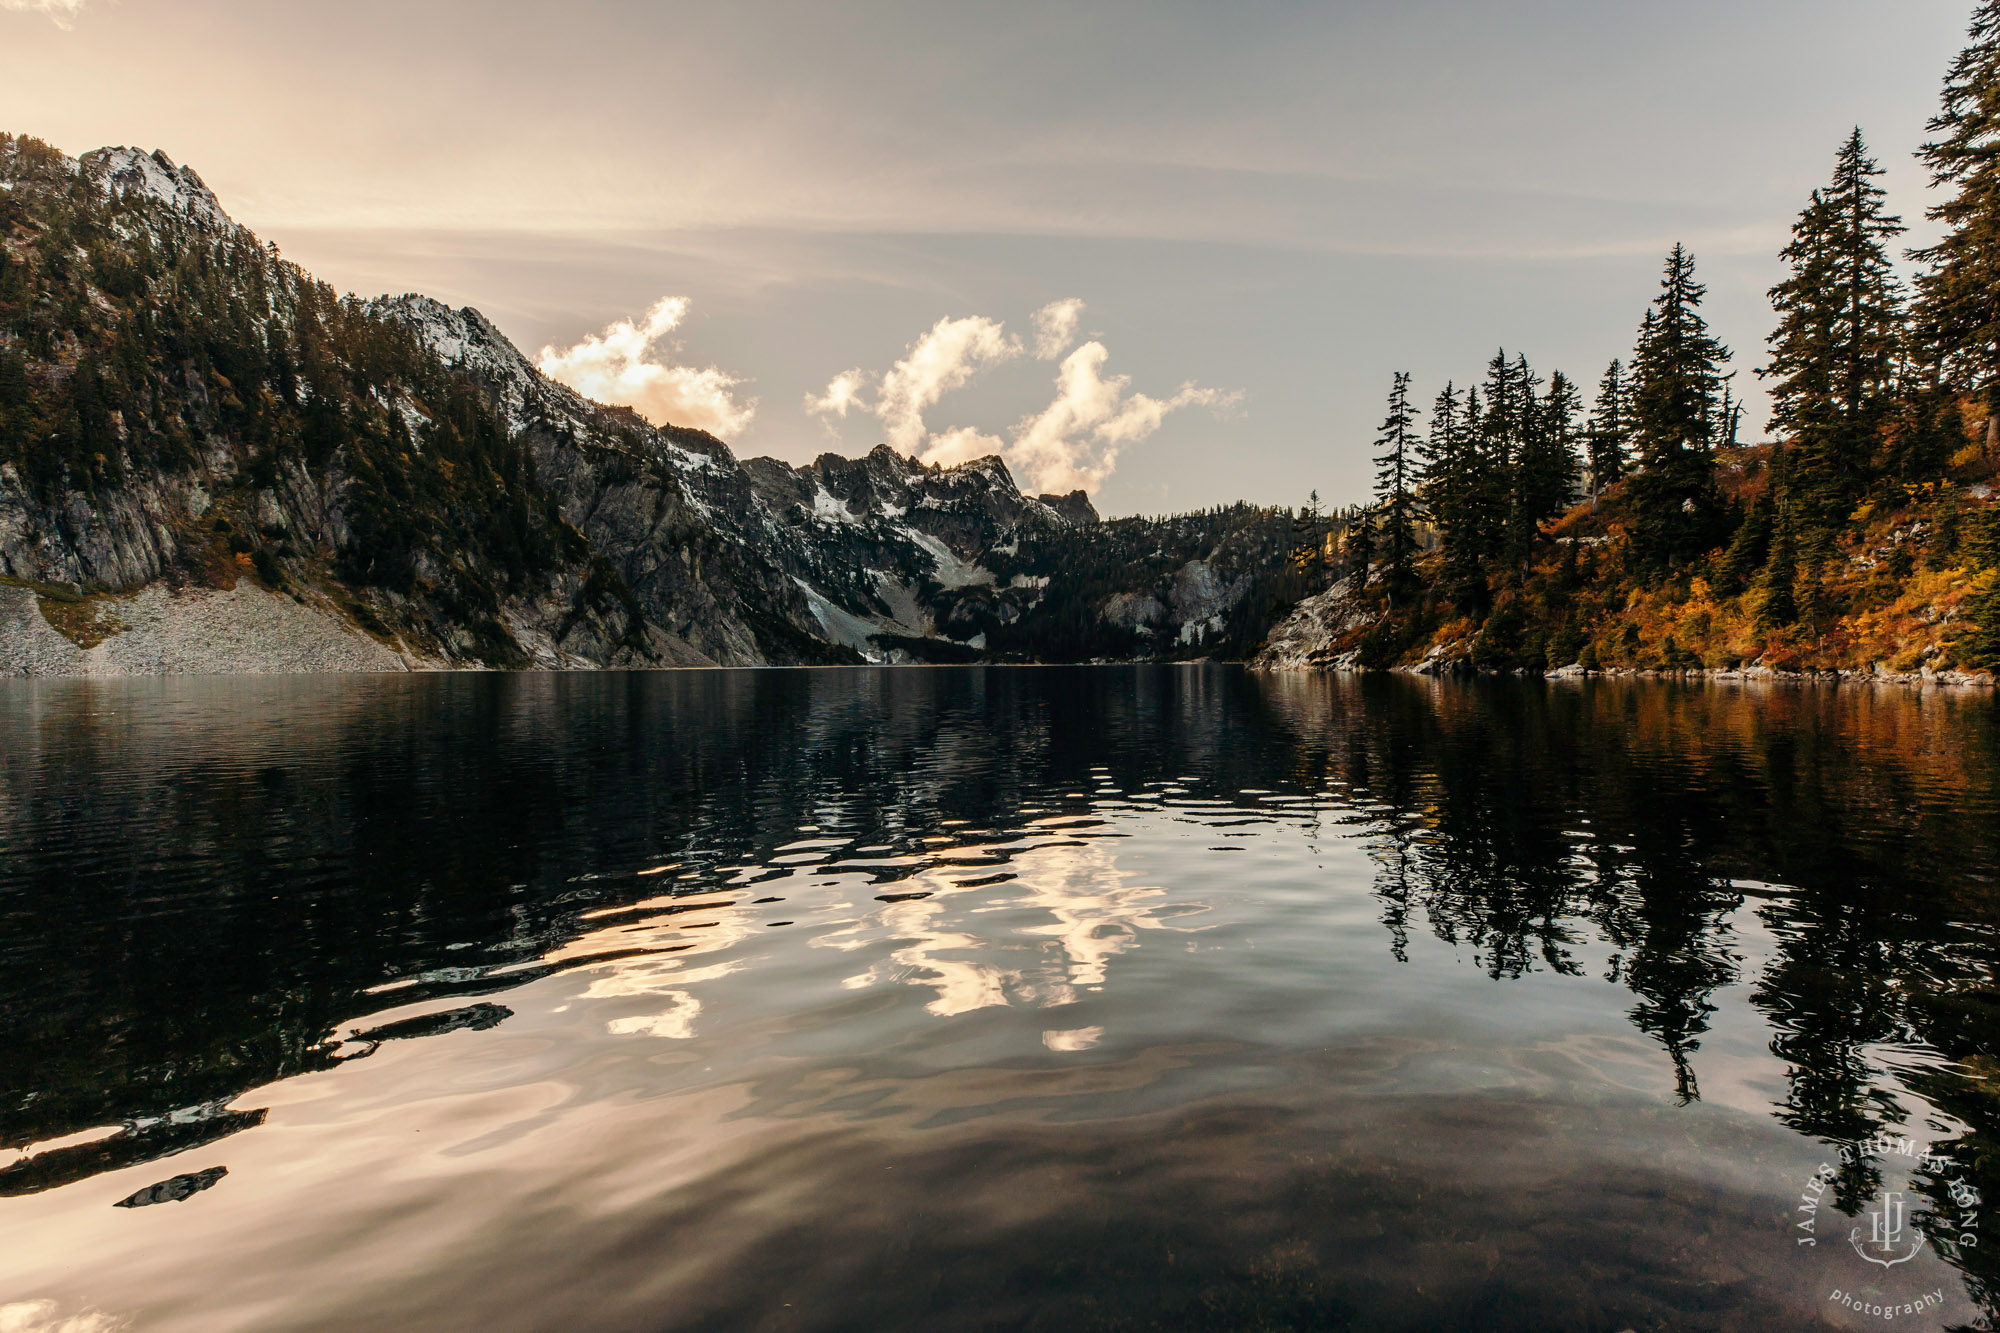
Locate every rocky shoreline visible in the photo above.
<box><xmin>1541</xmin><ymin>662</ymin><xmax>1994</xmax><ymax>688</ymax></box>
<box><xmin>1252</xmin><ymin>654</ymin><xmax>1996</xmax><ymax>689</ymax></box>
<box><xmin>1252</xmin><ymin>651</ymin><xmax>1996</xmax><ymax>688</ymax></box>
<box><xmin>1249</xmin><ymin>576</ymin><xmax>1996</xmax><ymax>689</ymax></box>
<box><xmin>0</xmin><ymin>580</ymin><xmax>419</xmax><ymax>677</ymax></box>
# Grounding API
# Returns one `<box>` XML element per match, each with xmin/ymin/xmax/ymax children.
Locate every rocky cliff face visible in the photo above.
<box><xmin>1249</xmin><ymin>575</ymin><xmax>1376</xmax><ymax>670</ymax></box>
<box><xmin>0</xmin><ymin>134</ymin><xmax>1293</xmax><ymax>675</ymax></box>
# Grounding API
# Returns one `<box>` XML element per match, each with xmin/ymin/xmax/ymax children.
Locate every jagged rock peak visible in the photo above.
<box><xmin>370</xmin><ymin>295</ymin><xmax>528</xmax><ymax>379</ymax></box>
<box><xmin>368</xmin><ymin>294</ymin><xmax>547</xmax><ymax>423</ymax></box>
<box><xmin>79</xmin><ymin>146</ymin><xmax>233</xmax><ymax>231</ymax></box>
<box><xmin>745</xmin><ymin>441</ymin><xmax>1095</xmax><ymax>533</ymax></box>
<box><xmin>367</xmin><ymin>293</ymin><xmax>737</xmax><ymax>469</ymax></box>
<box><xmin>1037</xmin><ymin>489</ymin><xmax>1098</xmax><ymax>527</ymax></box>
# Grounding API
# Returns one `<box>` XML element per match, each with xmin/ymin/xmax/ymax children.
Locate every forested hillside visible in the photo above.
<box><xmin>1267</xmin><ymin>6</ymin><xmax>2000</xmax><ymax>682</ymax></box>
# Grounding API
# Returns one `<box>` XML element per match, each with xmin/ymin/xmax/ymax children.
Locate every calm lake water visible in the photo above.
<box><xmin>1</xmin><ymin>667</ymin><xmax>1997</xmax><ymax>1332</ymax></box>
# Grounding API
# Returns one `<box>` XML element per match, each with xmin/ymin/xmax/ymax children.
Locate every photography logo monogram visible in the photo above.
<box><xmin>1853</xmin><ymin>1190</ymin><xmax>1924</xmax><ymax>1268</ymax></box>
<box><xmin>1793</xmin><ymin>1133</ymin><xmax>1982</xmax><ymax>1321</ymax></box>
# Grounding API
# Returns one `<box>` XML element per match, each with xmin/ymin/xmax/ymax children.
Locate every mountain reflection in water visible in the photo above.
<box><xmin>0</xmin><ymin>668</ymin><xmax>1995</xmax><ymax>1331</ymax></box>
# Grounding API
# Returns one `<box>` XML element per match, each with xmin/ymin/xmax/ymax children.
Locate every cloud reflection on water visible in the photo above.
<box><xmin>3</xmin><ymin>669</ymin><xmax>1999</xmax><ymax>1330</ymax></box>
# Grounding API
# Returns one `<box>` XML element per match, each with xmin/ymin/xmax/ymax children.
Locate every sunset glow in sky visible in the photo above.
<box><xmin>0</xmin><ymin>0</ymin><xmax>1976</xmax><ymax>512</ymax></box>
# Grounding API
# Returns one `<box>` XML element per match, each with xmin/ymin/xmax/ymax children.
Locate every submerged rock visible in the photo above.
<box><xmin>114</xmin><ymin>1165</ymin><xmax>226</xmax><ymax>1208</ymax></box>
<box><xmin>352</xmin><ymin>1003</ymin><xmax>513</xmax><ymax>1044</ymax></box>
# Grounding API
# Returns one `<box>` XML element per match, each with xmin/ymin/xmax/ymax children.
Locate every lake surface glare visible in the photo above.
<box><xmin>1</xmin><ymin>666</ymin><xmax>1997</xmax><ymax>1331</ymax></box>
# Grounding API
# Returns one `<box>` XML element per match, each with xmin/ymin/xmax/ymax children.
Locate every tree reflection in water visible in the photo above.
<box><xmin>1257</xmin><ymin>673</ymin><xmax>2000</xmax><ymax>1314</ymax></box>
<box><xmin>0</xmin><ymin>669</ymin><xmax>1996</xmax><ymax>1321</ymax></box>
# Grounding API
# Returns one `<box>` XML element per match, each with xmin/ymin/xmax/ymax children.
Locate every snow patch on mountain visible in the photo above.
<box><xmin>79</xmin><ymin>148</ymin><xmax>233</xmax><ymax>232</ymax></box>
<box><xmin>907</xmin><ymin>530</ymin><xmax>995</xmax><ymax>589</ymax></box>
<box><xmin>369</xmin><ymin>295</ymin><xmax>564</xmax><ymax>435</ymax></box>
<box><xmin>812</xmin><ymin>486</ymin><xmax>858</xmax><ymax>525</ymax></box>
<box><xmin>794</xmin><ymin>578</ymin><xmax>889</xmax><ymax>660</ymax></box>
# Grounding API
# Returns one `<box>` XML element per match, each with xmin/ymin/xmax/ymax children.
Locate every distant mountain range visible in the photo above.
<box><xmin>0</xmin><ymin>136</ymin><xmax>1306</xmax><ymax>675</ymax></box>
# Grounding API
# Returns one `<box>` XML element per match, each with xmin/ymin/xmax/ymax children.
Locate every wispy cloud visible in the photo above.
<box><xmin>537</xmin><ymin>297</ymin><xmax>754</xmax><ymax>439</ymax></box>
<box><xmin>808</xmin><ymin>299</ymin><xmax>1235</xmax><ymax>494</ymax></box>
<box><xmin>1</xmin><ymin>0</ymin><xmax>87</xmax><ymax>27</ymax></box>
<box><xmin>1032</xmin><ymin>297</ymin><xmax>1083</xmax><ymax>359</ymax></box>
<box><xmin>0</xmin><ymin>1299</ymin><xmax>125</xmax><ymax>1333</ymax></box>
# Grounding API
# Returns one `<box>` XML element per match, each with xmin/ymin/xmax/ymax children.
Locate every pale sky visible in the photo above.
<box><xmin>0</xmin><ymin>0</ymin><xmax>1976</xmax><ymax>514</ymax></box>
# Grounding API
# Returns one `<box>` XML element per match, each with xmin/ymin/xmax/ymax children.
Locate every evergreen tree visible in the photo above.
<box><xmin>1345</xmin><ymin>509</ymin><xmax>1377</xmax><ymax>583</ymax></box>
<box><xmin>1586</xmin><ymin>359</ymin><xmax>1630</xmax><ymax>508</ymax></box>
<box><xmin>1477</xmin><ymin>350</ymin><xmax>1526</xmax><ymax>564</ymax></box>
<box><xmin>1626</xmin><ymin>245</ymin><xmax>1731</xmax><ymax>568</ymax></box>
<box><xmin>1756</xmin><ymin>517</ymin><xmax>1799</xmax><ymax>629</ymax></box>
<box><xmin>1913</xmin><ymin>1</ymin><xmax>2000</xmax><ymax>451</ymax></box>
<box><xmin>1960</xmin><ymin>574</ymin><xmax>2000</xmax><ymax>668</ymax></box>
<box><xmin>1718</xmin><ymin>374</ymin><xmax>1744</xmax><ymax>450</ymax></box>
<box><xmin>1516</xmin><ymin>369</ymin><xmax>1583</xmax><ymax>540</ymax></box>
<box><xmin>1926</xmin><ymin>493</ymin><xmax>1964</xmax><ymax>571</ymax></box>
<box><xmin>1291</xmin><ymin>489</ymin><xmax>1328</xmax><ymax>578</ymax></box>
<box><xmin>1420</xmin><ymin>381</ymin><xmax>1482</xmax><ymax>586</ymax></box>
<box><xmin>1951</xmin><ymin>503</ymin><xmax>2000</xmax><ymax>666</ymax></box>
<box><xmin>1889</xmin><ymin>310</ymin><xmax>1964</xmax><ymax>482</ymax></box>
<box><xmin>1717</xmin><ymin>488</ymin><xmax>1777</xmax><ymax>593</ymax></box>
<box><xmin>1418</xmin><ymin>381</ymin><xmax>1459</xmax><ymax>508</ymax></box>
<box><xmin>1372</xmin><ymin>371</ymin><xmax>1422</xmax><ymax>599</ymax></box>
<box><xmin>1795</xmin><ymin>531</ymin><xmax>1838</xmax><ymax>639</ymax></box>
<box><xmin>1458</xmin><ymin>383</ymin><xmax>1485</xmax><ymax>572</ymax></box>
<box><xmin>1967</xmin><ymin>500</ymin><xmax>2000</xmax><ymax>566</ymax></box>
<box><xmin>1765</xmin><ymin>129</ymin><xmax>1906</xmax><ymax>521</ymax></box>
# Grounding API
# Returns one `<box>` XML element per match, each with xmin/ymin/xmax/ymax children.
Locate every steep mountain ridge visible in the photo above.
<box><xmin>0</xmin><ymin>134</ymin><xmax>1291</xmax><ymax>675</ymax></box>
<box><xmin>78</xmin><ymin>146</ymin><xmax>234</xmax><ymax>232</ymax></box>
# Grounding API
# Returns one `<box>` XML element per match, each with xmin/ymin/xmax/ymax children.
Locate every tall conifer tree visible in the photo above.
<box><xmin>1345</xmin><ymin>509</ymin><xmax>1376</xmax><ymax>582</ymax></box>
<box><xmin>1421</xmin><ymin>381</ymin><xmax>1483</xmax><ymax>587</ymax></box>
<box><xmin>1890</xmin><ymin>305</ymin><xmax>1964</xmax><ymax>481</ymax></box>
<box><xmin>1626</xmin><ymin>245</ymin><xmax>1731</xmax><ymax>568</ymax></box>
<box><xmin>1372</xmin><ymin>371</ymin><xmax>1421</xmax><ymax>600</ymax></box>
<box><xmin>1913</xmin><ymin>1</ymin><xmax>2000</xmax><ymax>450</ymax></box>
<box><xmin>1527</xmin><ymin>369</ymin><xmax>1583</xmax><ymax>527</ymax></box>
<box><xmin>1766</xmin><ymin>129</ymin><xmax>1906</xmax><ymax>520</ymax></box>
<box><xmin>1419</xmin><ymin>381</ymin><xmax>1461</xmax><ymax>539</ymax></box>
<box><xmin>1457</xmin><ymin>384</ymin><xmax>1489</xmax><ymax>597</ymax></box>
<box><xmin>1586</xmin><ymin>359</ymin><xmax>1630</xmax><ymax>509</ymax></box>
<box><xmin>1476</xmin><ymin>350</ymin><xmax>1527</xmax><ymax>564</ymax></box>
<box><xmin>1504</xmin><ymin>365</ymin><xmax>1582</xmax><ymax>565</ymax></box>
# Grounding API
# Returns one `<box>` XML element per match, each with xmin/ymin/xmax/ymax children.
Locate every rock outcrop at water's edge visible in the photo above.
<box><xmin>1249</xmin><ymin>575</ymin><xmax>1374</xmax><ymax>671</ymax></box>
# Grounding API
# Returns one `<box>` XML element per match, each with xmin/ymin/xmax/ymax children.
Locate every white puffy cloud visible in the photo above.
<box><xmin>537</xmin><ymin>297</ymin><xmax>755</xmax><ymax>439</ymax></box>
<box><xmin>804</xmin><ymin>368</ymin><xmax>867</xmax><ymax>419</ymax></box>
<box><xmin>809</xmin><ymin>302</ymin><xmax>1235</xmax><ymax>496</ymax></box>
<box><xmin>1</xmin><ymin>0</ymin><xmax>87</xmax><ymax>27</ymax></box>
<box><xmin>916</xmin><ymin>425</ymin><xmax>1011</xmax><ymax>470</ymax></box>
<box><xmin>806</xmin><ymin>314</ymin><xmax>1021</xmax><ymax>452</ymax></box>
<box><xmin>1031</xmin><ymin>298</ymin><xmax>1084</xmax><ymax>360</ymax></box>
<box><xmin>1010</xmin><ymin>342</ymin><xmax>1239</xmax><ymax>495</ymax></box>
<box><xmin>872</xmin><ymin>315</ymin><xmax>1021</xmax><ymax>453</ymax></box>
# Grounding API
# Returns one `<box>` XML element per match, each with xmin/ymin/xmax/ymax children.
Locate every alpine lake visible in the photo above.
<box><xmin>1</xmin><ymin>666</ymin><xmax>1996</xmax><ymax>1332</ymax></box>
